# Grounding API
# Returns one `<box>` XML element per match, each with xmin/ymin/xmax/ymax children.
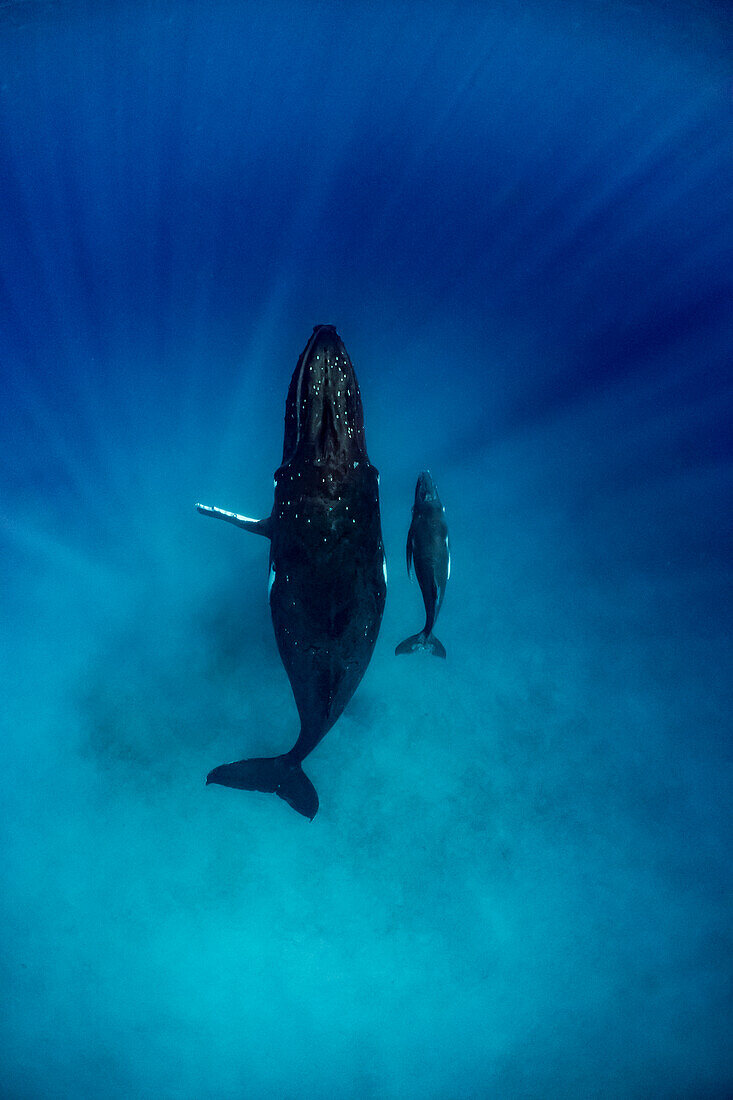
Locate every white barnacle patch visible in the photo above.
<box><xmin>268</xmin><ymin>561</ymin><xmax>276</xmax><ymax>601</ymax></box>
<box><xmin>382</xmin><ymin>555</ymin><xmax>388</xmax><ymax>586</ymax></box>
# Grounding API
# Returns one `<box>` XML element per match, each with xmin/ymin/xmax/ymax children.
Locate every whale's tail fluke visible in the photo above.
<box><xmin>395</xmin><ymin>631</ymin><xmax>447</xmax><ymax>659</ymax></box>
<box><xmin>206</xmin><ymin>755</ymin><xmax>318</xmax><ymax>820</ymax></box>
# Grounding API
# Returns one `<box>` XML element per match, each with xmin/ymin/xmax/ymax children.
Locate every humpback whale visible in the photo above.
<box><xmin>395</xmin><ymin>471</ymin><xmax>449</xmax><ymax>659</ymax></box>
<box><xmin>197</xmin><ymin>325</ymin><xmax>386</xmax><ymax>819</ymax></box>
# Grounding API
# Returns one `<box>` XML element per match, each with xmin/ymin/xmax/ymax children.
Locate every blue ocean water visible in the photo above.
<box><xmin>1</xmin><ymin>1</ymin><xmax>731</xmax><ymax>1096</ymax></box>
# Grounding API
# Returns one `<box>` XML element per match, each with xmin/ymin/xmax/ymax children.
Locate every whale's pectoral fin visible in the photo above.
<box><xmin>195</xmin><ymin>503</ymin><xmax>272</xmax><ymax>538</ymax></box>
<box><xmin>206</xmin><ymin>755</ymin><xmax>318</xmax><ymax>820</ymax></box>
<box><xmin>406</xmin><ymin>529</ymin><xmax>414</xmax><ymax>578</ymax></box>
<box><xmin>395</xmin><ymin>631</ymin><xmax>447</xmax><ymax>659</ymax></box>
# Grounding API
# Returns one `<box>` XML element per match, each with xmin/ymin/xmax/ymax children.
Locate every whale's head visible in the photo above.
<box><xmin>414</xmin><ymin>470</ymin><xmax>441</xmax><ymax>508</ymax></box>
<box><xmin>282</xmin><ymin>325</ymin><xmax>368</xmax><ymax>466</ymax></box>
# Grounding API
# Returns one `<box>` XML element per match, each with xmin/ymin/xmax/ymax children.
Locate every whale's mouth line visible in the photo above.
<box><xmin>293</xmin><ymin>326</ymin><xmax>326</xmax><ymax>445</ymax></box>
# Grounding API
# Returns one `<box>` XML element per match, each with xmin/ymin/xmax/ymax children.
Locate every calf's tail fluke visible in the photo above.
<box><xmin>206</xmin><ymin>754</ymin><xmax>318</xmax><ymax>820</ymax></box>
<box><xmin>395</xmin><ymin>631</ymin><xmax>447</xmax><ymax>659</ymax></box>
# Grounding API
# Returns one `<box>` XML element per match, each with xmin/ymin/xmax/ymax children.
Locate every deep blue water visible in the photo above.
<box><xmin>2</xmin><ymin>2</ymin><xmax>732</xmax><ymax>1097</ymax></box>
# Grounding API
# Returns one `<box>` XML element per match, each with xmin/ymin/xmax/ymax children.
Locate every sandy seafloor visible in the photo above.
<box><xmin>1</xmin><ymin>2</ymin><xmax>731</xmax><ymax>1097</ymax></box>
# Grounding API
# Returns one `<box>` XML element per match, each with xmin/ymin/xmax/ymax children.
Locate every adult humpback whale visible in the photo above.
<box><xmin>197</xmin><ymin>325</ymin><xmax>386</xmax><ymax>819</ymax></box>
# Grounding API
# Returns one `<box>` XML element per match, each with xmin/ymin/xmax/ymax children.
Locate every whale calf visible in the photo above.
<box><xmin>395</xmin><ymin>470</ymin><xmax>449</xmax><ymax>658</ymax></box>
<box><xmin>197</xmin><ymin>325</ymin><xmax>386</xmax><ymax>819</ymax></box>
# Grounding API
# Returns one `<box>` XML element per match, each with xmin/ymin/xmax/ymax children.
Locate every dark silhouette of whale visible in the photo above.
<box><xmin>196</xmin><ymin>325</ymin><xmax>386</xmax><ymax>819</ymax></box>
<box><xmin>395</xmin><ymin>471</ymin><xmax>449</xmax><ymax>659</ymax></box>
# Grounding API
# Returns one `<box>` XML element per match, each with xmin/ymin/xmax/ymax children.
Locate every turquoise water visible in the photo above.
<box><xmin>2</xmin><ymin>2</ymin><xmax>731</xmax><ymax>1097</ymax></box>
